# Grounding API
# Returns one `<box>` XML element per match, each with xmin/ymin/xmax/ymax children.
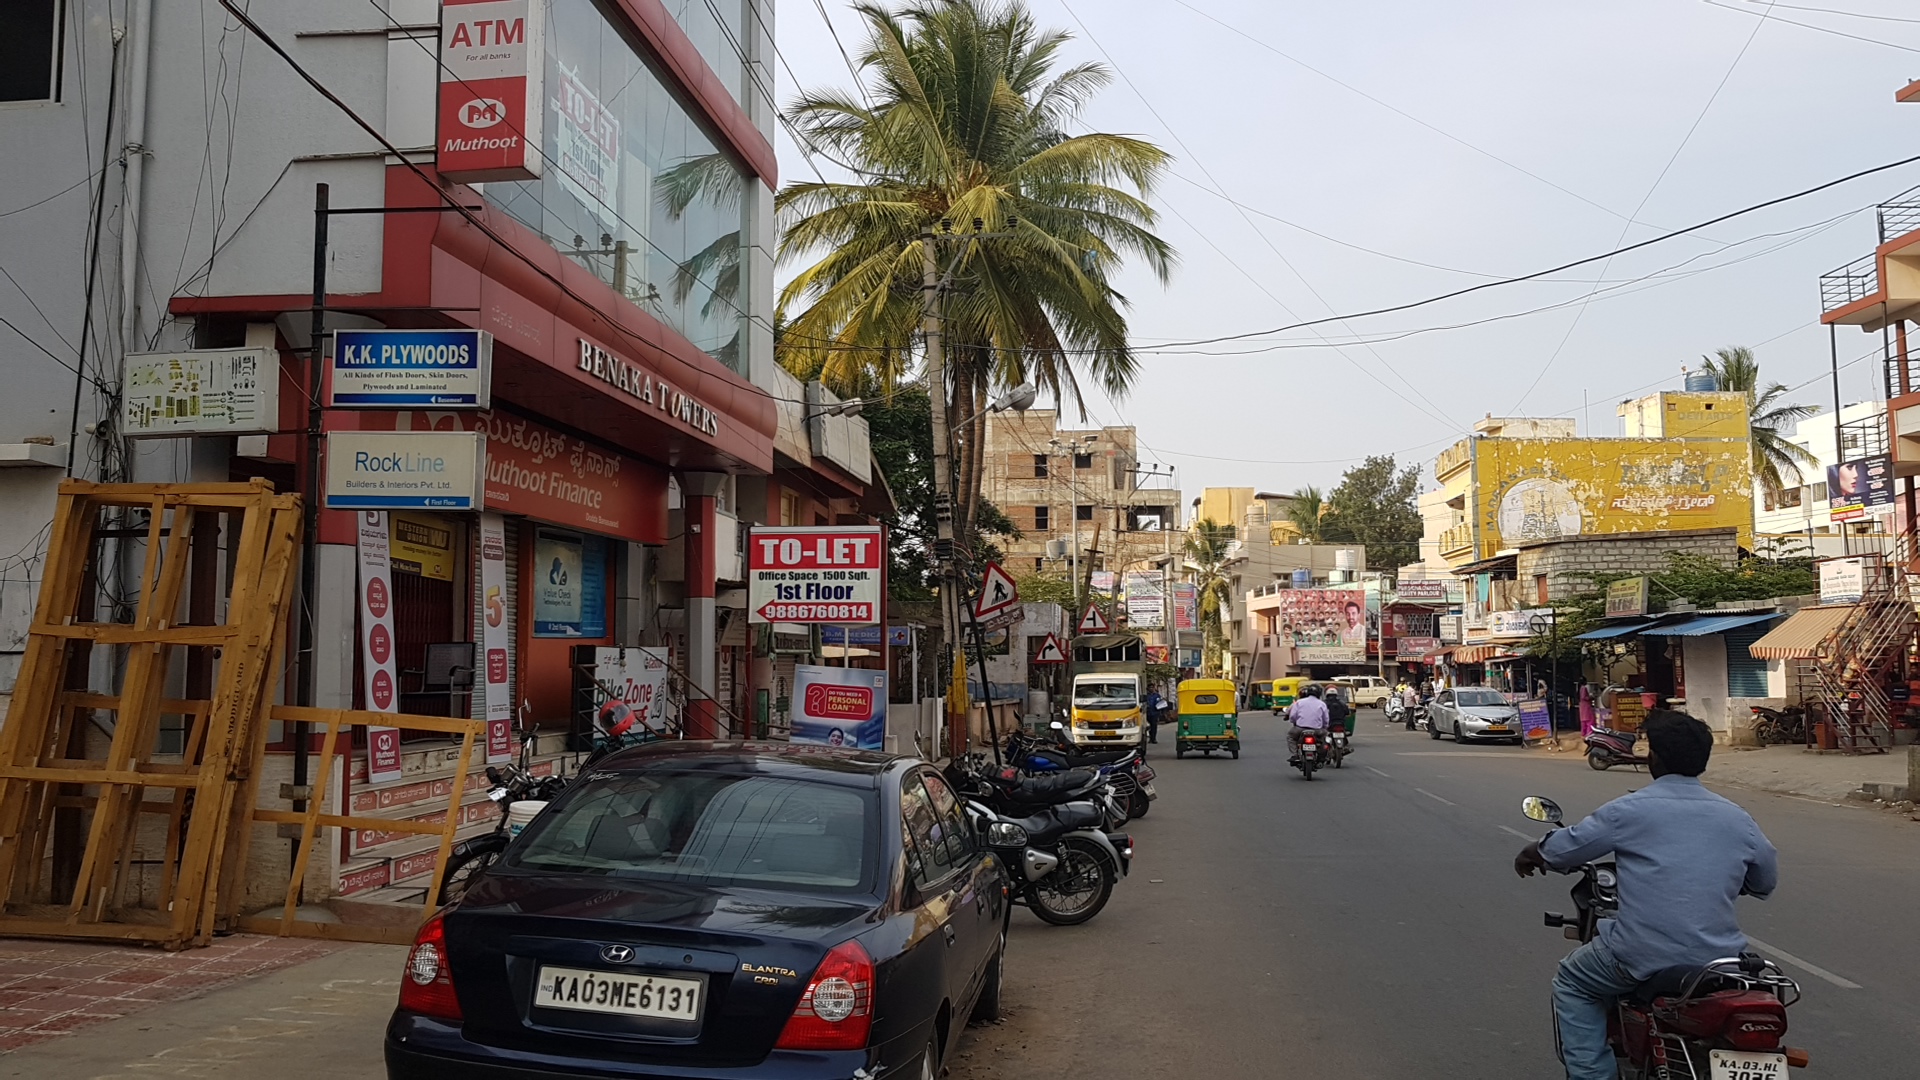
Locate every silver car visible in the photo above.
<box><xmin>1426</xmin><ymin>687</ymin><xmax>1522</xmax><ymax>744</ymax></box>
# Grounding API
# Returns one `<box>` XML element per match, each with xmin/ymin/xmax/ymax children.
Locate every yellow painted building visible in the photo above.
<box><xmin>1428</xmin><ymin>393</ymin><xmax>1754</xmax><ymax>567</ymax></box>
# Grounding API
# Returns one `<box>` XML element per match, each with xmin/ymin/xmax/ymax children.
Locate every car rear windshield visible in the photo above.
<box><xmin>1075</xmin><ymin>681</ymin><xmax>1137</xmax><ymax>707</ymax></box>
<box><xmin>1456</xmin><ymin>689</ymin><xmax>1507</xmax><ymax>706</ymax></box>
<box><xmin>507</xmin><ymin>771</ymin><xmax>875</xmax><ymax>892</ymax></box>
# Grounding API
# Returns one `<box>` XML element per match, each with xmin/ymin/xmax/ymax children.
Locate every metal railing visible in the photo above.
<box><xmin>1819</xmin><ymin>253</ymin><xmax>1878</xmax><ymax>313</ymax></box>
<box><xmin>1877</xmin><ymin>198</ymin><xmax>1920</xmax><ymax>244</ymax></box>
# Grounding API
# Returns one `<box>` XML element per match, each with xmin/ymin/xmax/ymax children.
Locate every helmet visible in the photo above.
<box><xmin>596</xmin><ymin>699</ymin><xmax>640</xmax><ymax>739</ymax></box>
<box><xmin>1302</xmin><ymin>684</ymin><xmax>1323</xmax><ymax>698</ymax></box>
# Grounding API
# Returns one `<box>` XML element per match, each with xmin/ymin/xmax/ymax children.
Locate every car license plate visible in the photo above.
<box><xmin>1484</xmin><ymin>725</ymin><xmax>1510</xmax><ymax>733</ymax></box>
<box><xmin>1709</xmin><ymin>1050</ymin><xmax>1786</xmax><ymax>1080</ymax></box>
<box><xmin>534</xmin><ymin>965</ymin><xmax>702</xmax><ymax>1022</ymax></box>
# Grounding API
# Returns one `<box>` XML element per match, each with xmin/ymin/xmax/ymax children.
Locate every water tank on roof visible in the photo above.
<box><xmin>1291</xmin><ymin>568</ymin><xmax>1311</xmax><ymax>588</ymax></box>
<box><xmin>1683</xmin><ymin>369</ymin><xmax>1719</xmax><ymax>392</ymax></box>
<box><xmin>1246</xmin><ymin>503</ymin><xmax>1270</xmax><ymax>528</ymax></box>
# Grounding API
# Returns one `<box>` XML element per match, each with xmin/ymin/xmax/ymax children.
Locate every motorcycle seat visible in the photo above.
<box><xmin>1016</xmin><ymin>802</ymin><xmax>1105</xmax><ymax>843</ymax></box>
<box><xmin>1626</xmin><ymin>965</ymin><xmax>1743</xmax><ymax>1005</ymax></box>
<box><xmin>1049</xmin><ymin>748</ymin><xmax>1136</xmax><ymax>767</ymax></box>
<box><xmin>995</xmin><ymin>768</ymin><xmax>1100</xmax><ymax>801</ymax></box>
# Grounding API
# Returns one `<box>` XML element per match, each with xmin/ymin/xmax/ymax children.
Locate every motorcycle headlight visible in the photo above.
<box><xmin>986</xmin><ymin>821</ymin><xmax>1029</xmax><ymax>847</ymax></box>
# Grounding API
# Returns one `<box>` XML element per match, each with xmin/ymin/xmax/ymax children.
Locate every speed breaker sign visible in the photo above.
<box><xmin>748</xmin><ymin>525</ymin><xmax>884</xmax><ymax>624</ymax></box>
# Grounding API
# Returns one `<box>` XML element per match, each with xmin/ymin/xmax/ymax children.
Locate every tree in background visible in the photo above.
<box><xmin>1184</xmin><ymin>518</ymin><xmax>1237</xmax><ymax>675</ymax></box>
<box><xmin>1701</xmin><ymin>346</ymin><xmax>1820</xmax><ymax>503</ymax></box>
<box><xmin>862</xmin><ymin>387</ymin><xmax>1018</xmax><ymax>600</ymax></box>
<box><xmin>775</xmin><ymin>0</ymin><xmax>1175</xmax><ymax>543</ymax></box>
<box><xmin>1286</xmin><ymin>486</ymin><xmax>1325</xmax><ymax>542</ymax></box>
<box><xmin>1320</xmin><ymin>456</ymin><xmax>1422</xmax><ymax>571</ymax></box>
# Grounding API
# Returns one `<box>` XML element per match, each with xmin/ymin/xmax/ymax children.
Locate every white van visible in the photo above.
<box><xmin>1332</xmin><ymin>675</ymin><xmax>1392</xmax><ymax>708</ymax></box>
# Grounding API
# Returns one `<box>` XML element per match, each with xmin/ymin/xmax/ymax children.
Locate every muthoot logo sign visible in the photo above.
<box><xmin>460</xmin><ymin>98</ymin><xmax>507</xmax><ymax>129</ymax></box>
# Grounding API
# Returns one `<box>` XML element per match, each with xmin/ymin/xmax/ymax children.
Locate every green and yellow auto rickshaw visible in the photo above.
<box><xmin>1268</xmin><ymin>677</ymin><xmax>1308</xmax><ymax>717</ymax></box>
<box><xmin>1175</xmin><ymin>678</ymin><xmax>1240</xmax><ymax>759</ymax></box>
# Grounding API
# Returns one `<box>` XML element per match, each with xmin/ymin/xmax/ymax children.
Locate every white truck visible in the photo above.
<box><xmin>1067</xmin><ymin>634</ymin><xmax>1146</xmax><ymax>747</ymax></box>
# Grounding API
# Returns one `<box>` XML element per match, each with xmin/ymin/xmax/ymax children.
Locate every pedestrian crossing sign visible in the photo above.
<box><xmin>974</xmin><ymin>561</ymin><xmax>1019</xmax><ymax>620</ymax></box>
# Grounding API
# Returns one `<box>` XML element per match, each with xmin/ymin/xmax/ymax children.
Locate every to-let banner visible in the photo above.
<box><xmin>746</xmin><ymin>526</ymin><xmax>884</xmax><ymax>624</ymax></box>
<box><xmin>479</xmin><ymin>512</ymin><xmax>514</xmax><ymax>762</ymax></box>
<box><xmin>356</xmin><ymin>513</ymin><xmax>403</xmax><ymax>785</ymax></box>
<box><xmin>438</xmin><ymin>0</ymin><xmax>545</xmax><ymax>183</ymax></box>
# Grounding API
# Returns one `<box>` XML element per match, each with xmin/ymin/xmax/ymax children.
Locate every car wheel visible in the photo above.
<box><xmin>1429</xmin><ymin>718</ymin><xmax>1442</xmax><ymax>740</ymax></box>
<box><xmin>918</xmin><ymin>1037</ymin><xmax>939</xmax><ymax>1080</ymax></box>
<box><xmin>969</xmin><ymin>929</ymin><xmax>1005</xmax><ymax>1024</ymax></box>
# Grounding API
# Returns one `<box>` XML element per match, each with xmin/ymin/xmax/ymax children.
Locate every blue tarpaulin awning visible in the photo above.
<box><xmin>1574</xmin><ymin>621</ymin><xmax>1655</xmax><ymax>640</ymax></box>
<box><xmin>1637</xmin><ymin>612</ymin><xmax>1781</xmax><ymax>637</ymax></box>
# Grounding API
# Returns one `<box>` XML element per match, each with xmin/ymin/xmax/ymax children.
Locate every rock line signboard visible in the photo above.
<box><xmin>747</xmin><ymin>526</ymin><xmax>884</xmax><ymax>625</ymax></box>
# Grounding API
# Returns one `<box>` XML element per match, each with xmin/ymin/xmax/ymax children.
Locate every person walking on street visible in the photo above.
<box><xmin>1143</xmin><ymin>686</ymin><xmax>1163</xmax><ymax>746</ymax></box>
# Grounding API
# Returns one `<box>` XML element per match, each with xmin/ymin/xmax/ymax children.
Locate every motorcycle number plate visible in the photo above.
<box><xmin>1141</xmin><ymin>783</ymin><xmax>1157</xmax><ymax>797</ymax></box>
<box><xmin>1708</xmin><ymin>1050</ymin><xmax>1786</xmax><ymax>1080</ymax></box>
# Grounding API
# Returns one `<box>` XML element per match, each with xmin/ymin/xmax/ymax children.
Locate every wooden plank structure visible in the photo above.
<box><xmin>233</xmin><ymin>705</ymin><xmax>483</xmax><ymax>946</ymax></box>
<box><xmin>0</xmin><ymin>481</ymin><xmax>301</xmax><ymax>949</ymax></box>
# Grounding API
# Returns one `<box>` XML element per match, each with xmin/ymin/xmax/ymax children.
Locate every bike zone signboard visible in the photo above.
<box><xmin>747</xmin><ymin>526</ymin><xmax>884</xmax><ymax>624</ymax></box>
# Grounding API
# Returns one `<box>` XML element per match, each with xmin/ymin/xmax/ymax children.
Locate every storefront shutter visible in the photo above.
<box><xmin>472</xmin><ymin>518</ymin><xmax>520</xmax><ymax>721</ymax></box>
<box><xmin>1724</xmin><ymin>624</ymin><xmax>1771</xmax><ymax>699</ymax></box>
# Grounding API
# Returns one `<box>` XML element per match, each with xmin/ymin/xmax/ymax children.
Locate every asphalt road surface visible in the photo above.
<box><xmin>950</xmin><ymin>711</ymin><xmax>1920</xmax><ymax>1079</ymax></box>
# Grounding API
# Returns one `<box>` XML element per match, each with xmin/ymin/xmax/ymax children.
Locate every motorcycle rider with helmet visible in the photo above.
<box><xmin>1512</xmin><ymin>710</ymin><xmax>1779</xmax><ymax>1080</ymax></box>
<box><xmin>1287</xmin><ymin>683</ymin><xmax>1330</xmax><ymax>764</ymax></box>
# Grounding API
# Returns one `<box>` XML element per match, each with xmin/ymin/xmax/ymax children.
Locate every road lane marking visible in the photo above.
<box><xmin>1745</xmin><ymin>936</ymin><xmax>1862</xmax><ymax>989</ymax></box>
<box><xmin>1415</xmin><ymin>787</ymin><xmax>1456</xmax><ymax>806</ymax></box>
<box><xmin>1498</xmin><ymin>825</ymin><xmax>1536</xmax><ymax>841</ymax></box>
<box><xmin>1396</xmin><ymin>751</ymin><xmax>1528</xmax><ymax>757</ymax></box>
<box><xmin>1366</xmin><ymin>766</ymin><xmax>1392</xmax><ymax>778</ymax></box>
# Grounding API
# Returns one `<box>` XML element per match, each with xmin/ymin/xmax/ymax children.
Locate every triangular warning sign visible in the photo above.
<box><xmin>1077</xmin><ymin>602</ymin><xmax>1110</xmax><ymax>634</ymax></box>
<box><xmin>1032</xmin><ymin>633</ymin><xmax>1067</xmax><ymax>664</ymax></box>
<box><xmin>973</xmin><ymin>561</ymin><xmax>1020</xmax><ymax>620</ymax></box>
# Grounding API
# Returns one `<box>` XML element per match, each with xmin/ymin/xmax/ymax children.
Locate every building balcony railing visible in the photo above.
<box><xmin>1877</xmin><ymin>198</ymin><xmax>1920</xmax><ymax>245</ymax></box>
<box><xmin>1438</xmin><ymin>522</ymin><xmax>1474</xmax><ymax>557</ymax></box>
<box><xmin>1820</xmin><ymin>253</ymin><xmax>1878</xmax><ymax>315</ymax></box>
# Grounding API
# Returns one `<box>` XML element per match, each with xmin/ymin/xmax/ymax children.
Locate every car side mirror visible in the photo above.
<box><xmin>1522</xmin><ymin>796</ymin><xmax>1563</xmax><ymax>825</ymax></box>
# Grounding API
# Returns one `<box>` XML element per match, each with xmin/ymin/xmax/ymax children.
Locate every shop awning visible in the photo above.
<box><xmin>1453</xmin><ymin>645</ymin><xmax>1501</xmax><ymax>663</ymax></box>
<box><xmin>1748</xmin><ymin>605</ymin><xmax>1855</xmax><ymax>660</ymax></box>
<box><xmin>1574</xmin><ymin>621</ymin><xmax>1656</xmax><ymax>641</ymax></box>
<box><xmin>1637</xmin><ymin>612</ymin><xmax>1781</xmax><ymax>637</ymax></box>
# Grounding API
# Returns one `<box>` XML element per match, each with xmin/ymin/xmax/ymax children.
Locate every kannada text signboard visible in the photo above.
<box><xmin>747</xmin><ymin>526</ymin><xmax>884</xmax><ymax>624</ymax></box>
<box><xmin>1605</xmin><ymin>577</ymin><xmax>1649</xmax><ymax>618</ymax></box>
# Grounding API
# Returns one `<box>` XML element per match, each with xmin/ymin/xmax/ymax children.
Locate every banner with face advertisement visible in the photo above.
<box><xmin>790</xmin><ymin>664</ymin><xmax>887</xmax><ymax>750</ymax></box>
<box><xmin>1826</xmin><ymin>454</ymin><xmax>1893</xmax><ymax>522</ymax></box>
<box><xmin>1276</xmin><ymin>588</ymin><xmax>1368</xmax><ymax>663</ymax></box>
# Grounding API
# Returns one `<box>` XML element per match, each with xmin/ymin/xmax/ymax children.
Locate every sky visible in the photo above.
<box><xmin>769</xmin><ymin>0</ymin><xmax>1920</xmax><ymax>506</ymax></box>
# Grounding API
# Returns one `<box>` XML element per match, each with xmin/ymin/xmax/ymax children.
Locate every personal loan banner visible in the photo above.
<box><xmin>791</xmin><ymin>664</ymin><xmax>886</xmax><ymax>749</ymax></box>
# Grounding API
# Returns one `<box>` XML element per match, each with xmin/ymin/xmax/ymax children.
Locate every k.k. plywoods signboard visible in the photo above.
<box><xmin>330</xmin><ymin>329</ymin><xmax>492</xmax><ymax>408</ymax></box>
<box><xmin>747</xmin><ymin>526</ymin><xmax>884</xmax><ymax>625</ymax></box>
<box><xmin>326</xmin><ymin>431</ymin><xmax>484</xmax><ymax>510</ymax></box>
<box><xmin>438</xmin><ymin>0</ymin><xmax>545</xmax><ymax>182</ymax></box>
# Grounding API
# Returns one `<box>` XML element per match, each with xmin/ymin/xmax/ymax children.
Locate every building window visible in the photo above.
<box><xmin>1073</xmin><ymin>453</ymin><xmax>1093</xmax><ymax>470</ymax></box>
<box><xmin>2</xmin><ymin>1</ymin><xmax>62</xmax><ymax>103</ymax></box>
<box><xmin>1034</xmin><ymin>557</ymin><xmax>1044</xmax><ymax>571</ymax></box>
<box><xmin>1777</xmin><ymin>486</ymin><xmax>1802</xmax><ymax>508</ymax></box>
<box><xmin>1075</xmin><ymin>504</ymin><xmax>1093</xmax><ymax>521</ymax></box>
<box><xmin>1033</xmin><ymin>506</ymin><xmax>1049</xmax><ymax>531</ymax></box>
<box><xmin>492</xmin><ymin>0</ymin><xmax>750</xmax><ymax>372</ymax></box>
<box><xmin>779</xmin><ymin>490</ymin><xmax>799</xmax><ymax>526</ymax></box>
<box><xmin>658</xmin><ymin>0</ymin><xmax>747</xmax><ymax>106</ymax></box>
<box><xmin>1534</xmin><ymin>574</ymin><xmax>1548</xmax><ymax>605</ymax></box>
<box><xmin>1033</xmin><ymin>454</ymin><xmax>1049</xmax><ymax>478</ymax></box>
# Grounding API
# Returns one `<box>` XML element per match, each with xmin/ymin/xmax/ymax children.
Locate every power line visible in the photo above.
<box><xmin>1704</xmin><ymin>0</ymin><xmax>1920</xmax><ymax>52</ymax></box>
<box><xmin>1735</xmin><ymin>0</ymin><xmax>1920</xmax><ymax>24</ymax></box>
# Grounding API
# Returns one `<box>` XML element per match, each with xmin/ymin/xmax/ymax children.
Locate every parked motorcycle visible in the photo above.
<box><xmin>948</xmin><ymin>752</ymin><xmax>1132</xmax><ymax>832</ymax></box>
<box><xmin>957</xmin><ymin>768</ymin><xmax>1132</xmax><ymax>926</ymax></box>
<box><xmin>1383</xmin><ymin>696</ymin><xmax>1405</xmax><ymax>725</ymax></box>
<box><xmin>1748</xmin><ymin>704</ymin><xmax>1807</xmax><ymax>746</ymax></box>
<box><xmin>1009</xmin><ymin>726</ymin><xmax>1157</xmax><ymax>820</ymax></box>
<box><xmin>1583</xmin><ymin>725</ymin><xmax>1651</xmax><ymax>771</ymax></box>
<box><xmin>1519</xmin><ymin>795</ymin><xmax>1809</xmax><ymax>1078</ymax></box>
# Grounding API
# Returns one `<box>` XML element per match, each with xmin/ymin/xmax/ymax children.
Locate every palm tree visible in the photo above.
<box><xmin>776</xmin><ymin>0</ymin><xmax>1175</xmax><ymax>540</ymax></box>
<box><xmin>1285</xmin><ymin>486</ymin><xmax>1324</xmax><ymax>542</ymax></box>
<box><xmin>1701</xmin><ymin>346</ymin><xmax>1820</xmax><ymax>501</ymax></box>
<box><xmin>1184</xmin><ymin>519</ymin><xmax>1237</xmax><ymax>676</ymax></box>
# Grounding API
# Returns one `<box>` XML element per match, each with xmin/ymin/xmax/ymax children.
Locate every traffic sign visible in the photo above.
<box><xmin>1077</xmin><ymin>602</ymin><xmax>1110</xmax><ymax>634</ymax></box>
<box><xmin>1032</xmin><ymin>633</ymin><xmax>1067</xmax><ymax>664</ymax></box>
<box><xmin>974</xmin><ymin>561</ymin><xmax>1019</xmax><ymax>619</ymax></box>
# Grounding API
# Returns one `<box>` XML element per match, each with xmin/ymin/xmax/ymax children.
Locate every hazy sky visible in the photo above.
<box><xmin>771</xmin><ymin>0</ymin><xmax>1920</xmax><ymax>506</ymax></box>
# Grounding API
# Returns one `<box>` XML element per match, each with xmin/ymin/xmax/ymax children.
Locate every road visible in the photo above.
<box><xmin>950</xmin><ymin>711</ymin><xmax>1920</xmax><ymax>1079</ymax></box>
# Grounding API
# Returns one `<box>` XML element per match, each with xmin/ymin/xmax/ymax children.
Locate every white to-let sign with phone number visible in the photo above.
<box><xmin>746</xmin><ymin>526</ymin><xmax>884</xmax><ymax>624</ymax></box>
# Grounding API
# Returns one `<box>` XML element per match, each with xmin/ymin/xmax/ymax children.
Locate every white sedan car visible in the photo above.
<box><xmin>1425</xmin><ymin>687</ymin><xmax>1523</xmax><ymax>743</ymax></box>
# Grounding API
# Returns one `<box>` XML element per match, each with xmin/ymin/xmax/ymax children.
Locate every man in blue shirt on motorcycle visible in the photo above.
<box><xmin>1513</xmin><ymin>710</ymin><xmax>1779</xmax><ymax>1080</ymax></box>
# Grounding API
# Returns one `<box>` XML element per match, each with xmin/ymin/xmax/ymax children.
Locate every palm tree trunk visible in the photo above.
<box><xmin>950</xmin><ymin>372</ymin><xmax>980</xmax><ymax>544</ymax></box>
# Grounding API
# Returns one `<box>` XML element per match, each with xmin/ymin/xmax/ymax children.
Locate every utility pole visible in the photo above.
<box><xmin>1830</xmin><ymin>323</ymin><xmax>1852</xmax><ymax>557</ymax></box>
<box><xmin>920</xmin><ymin>228</ymin><xmax>964</xmax><ymax>757</ymax></box>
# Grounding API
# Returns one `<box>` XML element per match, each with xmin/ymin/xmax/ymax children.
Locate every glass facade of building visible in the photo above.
<box><xmin>493</xmin><ymin>0</ymin><xmax>749</xmax><ymax>371</ymax></box>
<box><xmin>661</xmin><ymin>0</ymin><xmax>748</xmax><ymax>108</ymax></box>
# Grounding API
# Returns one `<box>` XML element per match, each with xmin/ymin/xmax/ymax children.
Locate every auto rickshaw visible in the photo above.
<box><xmin>1268</xmin><ymin>677</ymin><xmax>1307</xmax><ymax>717</ymax></box>
<box><xmin>1175</xmin><ymin>678</ymin><xmax>1240</xmax><ymax>759</ymax></box>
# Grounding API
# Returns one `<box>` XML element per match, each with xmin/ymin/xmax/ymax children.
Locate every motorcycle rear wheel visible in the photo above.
<box><xmin>437</xmin><ymin>836</ymin><xmax>507</xmax><ymax>905</ymax></box>
<box><xmin>1029</xmin><ymin>839</ymin><xmax>1113</xmax><ymax>925</ymax></box>
<box><xmin>1129</xmin><ymin>787</ymin><xmax>1151</xmax><ymax>819</ymax></box>
<box><xmin>1587</xmin><ymin>749</ymin><xmax>1612</xmax><ymax>771</ymax></box>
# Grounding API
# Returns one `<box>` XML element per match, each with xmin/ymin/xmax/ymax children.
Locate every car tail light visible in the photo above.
<box><xmin>775</xmin><ymin>939</ymin><xmax>873</xmax><ymax>1051</ymax></box>
<box><xmin>398</xmin><ymin>911</ymin><xmax>463</xmax><ymax>1020</ymax></box>
<box><xmin>1722</xmin><ymin>1010</ymin><xmax>1787</xmax><ymax>1050</ymax></box>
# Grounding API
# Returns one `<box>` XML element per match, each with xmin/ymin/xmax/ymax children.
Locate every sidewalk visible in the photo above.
<box><xmin>0</xmin><ymin>940</ymin><xmax>402</xmax><ymax>1078</ymax></box>
<box><xmin>1532</xmin><ymin>737</ymin><xmax>1913</xmax><ymax>804</ymax></box>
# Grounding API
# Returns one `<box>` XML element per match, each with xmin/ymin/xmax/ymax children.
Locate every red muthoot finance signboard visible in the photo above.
<box><xmin>747</xmin><ymin>526</ymin><xmax>884</xmax><ymax>625</ymax></box>
<box><xmin>438</xmin><ymin>0</ymin><xmax>545</xmax><ymax>183</ymax></box>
